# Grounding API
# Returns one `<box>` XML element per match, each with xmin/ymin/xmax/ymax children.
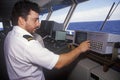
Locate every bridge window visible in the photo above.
<box><xmin>66</xmin><ymin>0</ymin><xmax>120</xmax><ymax>35</ymax></box>
<box><xmin>49</xmin><ymin>6</ymin><xmax>71</xmax><ymax>23</ymax></box>
<box><xmin>0</xmin><ymin>22</ymin><xmax>4</xmax><ymax>31</ymax></box>
<box><xmin>39</xmin><ymin>13</ymin><xmax>48</xmax><ymax>22</ymax></box>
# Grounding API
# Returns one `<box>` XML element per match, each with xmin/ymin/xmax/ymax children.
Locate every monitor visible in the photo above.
<box><xmin>55</xmin><ymin>31</ymin><xmax>66</xmax><ymax>41</ymax></box>
<box><xmin>52</xmin><ymin>22</ymin><xmax>63</xmax><ymax>31</ymax></box>
<box><xmin>50</xmin><ymin>21</ymin><xmax>64</xmax><ymax>39</ymax></box>
<box><xmin>73</xmin><ymin>31</ymin><xmax>87</xmax><ymax>46</ymax></box>
<box><xmin>36</xmin><ymin>20</ymin><xmax>54</xmax><ymax>37</ymax></box>
<box><xmin>0</xmin><ymin>22</ymin><xmax>4</xmax><ymax>31</ymax></box>
<box><xmin>36</xmin><ymin>20</ymin><xmax>64</xmax><ymax>38</ymax></box>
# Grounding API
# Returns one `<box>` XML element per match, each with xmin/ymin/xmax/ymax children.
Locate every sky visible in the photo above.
<box><xmin>70</xmin><ymin>0</ymin><xmax>120</xmax><ymax>22</ymax></box>
<box><xmin>40</xmin><ymin>0</ymin><xmax>120</xmax><ymax>23</ymax></box>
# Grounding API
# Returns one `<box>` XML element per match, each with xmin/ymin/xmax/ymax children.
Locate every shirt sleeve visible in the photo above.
<box><xmin>24</xmin><ymin>40</ymin><xmax>59</xmax><ymax>70</ymax></box>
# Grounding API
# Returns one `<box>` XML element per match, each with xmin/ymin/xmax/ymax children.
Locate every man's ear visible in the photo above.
<box><xmin>18</xmin><ymin>17</ymin><xmax>26</xmax><ymax>26</ymax></box>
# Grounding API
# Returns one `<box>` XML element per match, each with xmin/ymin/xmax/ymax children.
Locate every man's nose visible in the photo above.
<box><xmin>37</xmin><ymin>22</ymin><xmax>40</xmax><ymax>27</ymax></box>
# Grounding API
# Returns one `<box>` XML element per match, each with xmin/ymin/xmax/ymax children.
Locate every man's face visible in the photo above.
<box><xmin>25</xmin><ymin>10</ymin><xmax>40</xmax><ymax>34</ymax></box>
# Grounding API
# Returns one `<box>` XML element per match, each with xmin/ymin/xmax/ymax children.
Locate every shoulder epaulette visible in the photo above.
<box><xmin>23</xmin><ymin>35</ymin><xmax>34</xmax><ymax>41</ymax></box>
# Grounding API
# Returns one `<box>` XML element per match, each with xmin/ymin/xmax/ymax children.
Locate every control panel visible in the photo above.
<box><xmin>73</xmin><ymin>31</ymin><xmax>120</xmax><ymax>54</ymax></box>
<box><xmin>87</xmin><ymin>32</ymin><xmax>120</xmax><ymax>54</ymax></box>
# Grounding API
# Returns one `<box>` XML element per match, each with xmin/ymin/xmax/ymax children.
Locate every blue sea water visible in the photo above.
<box><xmin>0</xmin><ymin>20</ymin><xmax>120</xmax><ymax>35</ymax></box>
<box><xmin>0</xmin><ymin>28</ymin><xmax>4</xmax><ymax>31</ymax></box>
<box><xmin>67</xmin><ymin>20</ymin><xmax>120</xmax><ymax>35</ymax></box>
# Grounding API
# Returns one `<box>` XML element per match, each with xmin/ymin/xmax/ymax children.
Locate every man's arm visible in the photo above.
<box><xmin>54</xmin><ymin>40</ymin><xmax>90</xmax><ymax>69</ymax></box>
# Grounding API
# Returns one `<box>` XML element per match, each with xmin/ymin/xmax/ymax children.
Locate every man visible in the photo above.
<box><xmin>4</xmin><ymin>1</ymin><xmax>90</xmax><ymax>80</ymax></box>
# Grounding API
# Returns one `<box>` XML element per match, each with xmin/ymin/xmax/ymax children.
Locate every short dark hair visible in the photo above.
<box><xmin>11</xmin><ymin>0</ymin><xmax>40</xmax><ymax>26</ymax></box>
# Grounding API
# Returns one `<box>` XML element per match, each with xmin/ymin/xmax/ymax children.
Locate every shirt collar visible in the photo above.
<box><xmin>13</xmin><ymin>26</ymin><xmax>33</xmax><ymax>37</ymax></box>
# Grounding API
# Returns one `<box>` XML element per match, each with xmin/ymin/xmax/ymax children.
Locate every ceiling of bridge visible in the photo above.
<box><xmin>0</xmin><ymin>0</ymin><xmax>88</xmax><ymax>20</ymax></box>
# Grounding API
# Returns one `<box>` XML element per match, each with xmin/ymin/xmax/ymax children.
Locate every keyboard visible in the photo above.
<box><xmin>43</xmin><ymin>37</ymin><xmax>70</xmax><ymax>54</ymax></box>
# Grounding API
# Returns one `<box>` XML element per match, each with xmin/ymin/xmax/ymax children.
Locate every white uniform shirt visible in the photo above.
<box><xmin>4</xmin><ymin>26</ymin><xmax>59</xmax><ymax>80</ymax></box>
<box><xmin>33</xmin><ymin>33</ymin><xmax>45</xmax><ymax>47</ymax></box>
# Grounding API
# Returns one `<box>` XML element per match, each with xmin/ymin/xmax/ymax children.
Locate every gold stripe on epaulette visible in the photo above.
<box><xmin>23</xmin><ymin>35</ymin><xmax>34</xmax><ymax>41</ymax></box>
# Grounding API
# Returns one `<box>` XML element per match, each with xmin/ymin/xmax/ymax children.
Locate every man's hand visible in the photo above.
<box><xmin>78</xmin><ymin>40</ymin><xmax>90</xmax><ymax>53</ymax></box>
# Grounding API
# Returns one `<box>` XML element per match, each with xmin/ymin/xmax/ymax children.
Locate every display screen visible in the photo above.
<box><xmin>55</xmin><ymin>31</ymin><xmax>66</xmax><ymax>41</ymax></box>
<box><xmin>74</xmin><ymin>31</ymin><xmax>87</xmax><ymax>45</ymax></box>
